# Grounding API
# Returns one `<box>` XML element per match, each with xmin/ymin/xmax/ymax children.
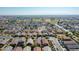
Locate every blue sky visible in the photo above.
<box><xmin>0</xmin><ymin>7</ymin><xmax>79</xmax><ymax>15</ymax></box>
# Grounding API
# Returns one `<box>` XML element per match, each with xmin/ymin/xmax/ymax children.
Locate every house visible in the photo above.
<box><xmin>66</xmin><ymin>44</ymin><xmax>79</xmax><ymax>49</ymax></box>
<box><xmin>42</xmin><ymin>46</ymin><xmax>52</xmax><ymax>51</ymax></box>
<box><xmin>64</xmin><ymin>40</ymin><xmax>77</xmax><ymax>45</ymax></box>
<box><xmin>33</xmin><ymin>47</ymin><xmax>41</xmax><ymax>51</ymax></box>
<box><xmin>42</xmin><ymin>38</ymin><xmax>49</xmax><ymax>46</ymax></box>
<box><xmin>23</xmin><ymin>46</ymin><xmax>31</xmax><ymax>51</ymax></box>
<box><xmin>3</xmin><ymin>46</ymin><xmax>13</xmax><ymax>51</ymax></box>
<box><xmin>56</xmin><ymin>34</ymin><xmax>66</xmax><ymax>40</ymax></box>
<box><xmin>26</xmin><ymin>38</ymin><xmax>34</xmax><ymax>46</ymax></box>
<box><xmin>35</xmin><ymin>38</ymin><xmax>42</xmax><ymax>46</ymax></box>
<box><xmin>13</xmin><ymin>47</ymin><xmax>23</xmax><ymax>51</ymax></box>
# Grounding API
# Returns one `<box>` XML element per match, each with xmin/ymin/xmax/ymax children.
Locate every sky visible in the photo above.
<box><xmin>0</xmin><ymin>7</ymin><xmax>79</xmax><ymax>15</ymax></box>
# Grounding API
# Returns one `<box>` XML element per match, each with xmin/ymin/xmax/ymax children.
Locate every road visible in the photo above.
<box><xmin>55</xmin><ymin>24</ymin><xmax>79</xmax><ymax>43</ymax></box>
<box><xmin>49</xmin><ymin>37</ymin><xmax>66</xmax><ymax>51</ymax></box>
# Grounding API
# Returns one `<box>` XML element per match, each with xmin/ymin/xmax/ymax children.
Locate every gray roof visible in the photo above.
<box><xmin>66</xmin><ymin>44</ymin><xmax>79</xmax><ymax>49</ymax></box>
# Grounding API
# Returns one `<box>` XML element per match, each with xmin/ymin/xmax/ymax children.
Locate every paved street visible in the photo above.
<box><xmin>55</xmin><ymin>24</ymin><xmax>79</xmax><ymax>43</ymax></box>
<box><xmin>49</xmin><ymin>37</ymin><xmax>66</xmax><ymax>51</ymax></box>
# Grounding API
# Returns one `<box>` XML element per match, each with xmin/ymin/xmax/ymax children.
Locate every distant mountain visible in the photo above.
<box><xmin>0</xmin><ymin>15</ymin><xmax>79</xmax><ymax>20</ymax></box>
